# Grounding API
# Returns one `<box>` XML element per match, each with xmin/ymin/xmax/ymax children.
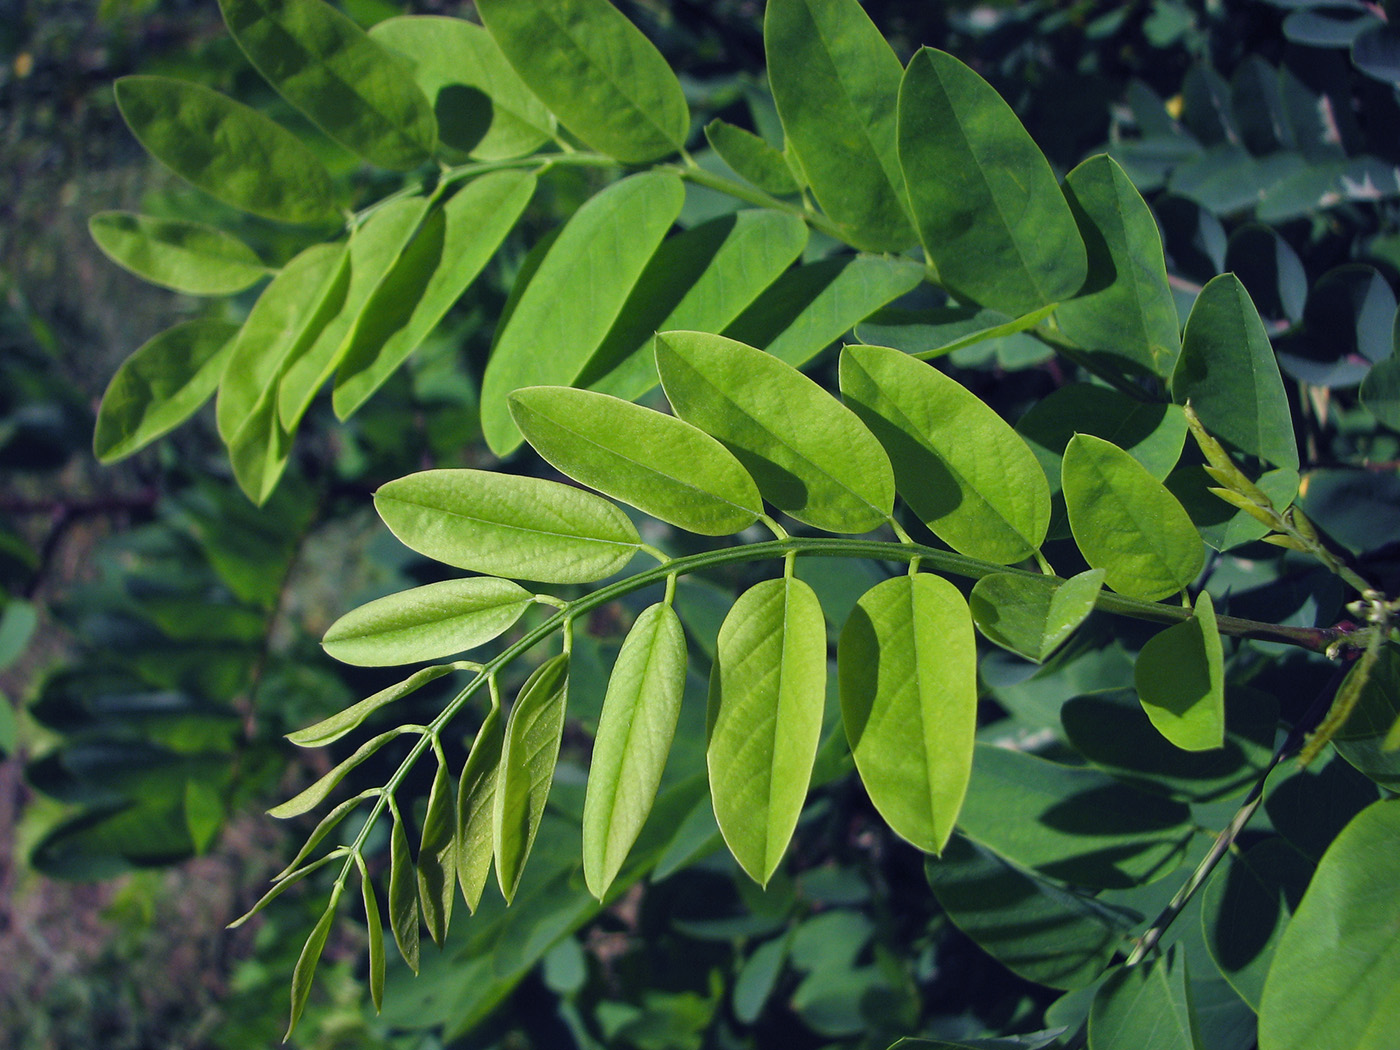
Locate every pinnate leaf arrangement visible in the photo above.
<box><xmin>94</xmin><ymin>0</ymin><xmax>1400</xmax><ymax>1046</ymax></box>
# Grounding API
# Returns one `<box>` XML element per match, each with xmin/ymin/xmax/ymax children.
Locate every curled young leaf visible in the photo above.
<box><xmin>275</xmin><ymin>788</ymin><xmax>378</xmax><ymax>879</ymax></box>
<box><xmin>268</xmin><ymin>728</ymin><xmax>410</xmax><ymax>819</ymax></box>
<box><xmin>417</xmin><ymin>756</ymin><xmax>456</xmax><ymax>946</ymax></box>
<box><xmin>287</xmin><ymin>663</ymin><xmax>474</xmax><ymax>748</ymax></box>
<box><xmin>355</xmin><ymin>854</ymin><xmax>386</xmax><ymax>1015</ymax></box>
<box><xmin>388</xmin><ymin>804</ymin><xmax>420</xmax><ymax>973</ymax></box>
<box><xmin>287</xmin><ymin>883</ymin><xmax>343</xmax><ymax>1040</ymax></box>
<box><xmin>228</xmin><ymin>847</ymin><xmax>347</xmax><ymax>929</ymax></box>
<box><xmin>457</xmin><ymin>705</ymin><xmax>504</xmax><ymax>913</ymax></box>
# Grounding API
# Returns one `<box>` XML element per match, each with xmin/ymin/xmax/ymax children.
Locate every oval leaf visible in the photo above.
<box><xmin>476</xmin><ymin>0</ymin><xmax>688</xmax><ymax>163</ymax></box>
<box><xmin>388</xmin><ymin>805</ymin><xmax>420</xmax><ymax>973</ymax></box>
<box><xmin>1258</xmin><ymin>799</ymin><xmax>1400</xmax><ymax>1050</ymax></box>
<box><xmin>583</xmin><ymin>602</ymin><xmax>687</xmax><ymax>898</ymax></box>
<box><xmin>970</xmin><ymin>569</ymin><xmax>1105</xmax><ymax>663</ymax></box>
<box><xmin>369</xmin><ymin>15</ymin><xmax>553</xmax><ymax>161</ymax></box>
<box><xmin>480</xmin><ymin>171</ymin><xmax>685</xmax><ymax>454</ymax></box>
<box><xmin>897</xmin><ymin>48</ymin><xmax>1087</xmax><ymax>316</ymax></box>
<box><xmin>1063</xmin><ymin>434</ymin><xmax>1205</xmax><ymax>601</ymax></box>
<box><xmin>94</xmin><ymin>319</ymin><xmax>240</xmax><ymax>463</ymax></box>
<box><xmin>708</xmin><ymin>577</ymin><xmax>826</xmax><ymax>886</ymax></box>
<box><xmin>89</xmin><ymin>211</ymin><xmax>269</xmax><ymax>294</ymax></box>
<box><xmin>321</xmin><ymin>577</ymin><xmax>533</xmax><ymax>667</ymax></box>
<box><xmin>656</xmin><ymin>331</ymin><xmax>894</xmax><ymax>534</ymax></box>
<box><xmin>287</xmin><ymin>663</ymin><xmax>472</xmax><ymax>748</ymax></box>
<box><xmin>764</xmin><ymin>0</ymin><xmax>913</xmax><ymax>251</ymax></box>
<box><xmin>839</xmin><ymin>574</ymin><xmax>976</xmax><ymax>854</ymax></box>
<box><xmin>417</xmin><ymin>757</ymin><xmax>456</xmax><ymax>946</ymax></box>
<box><xmin>1172</xmin><ymin>273</ymin><xmax>1299</xmax><ymax>471</ymax></box>
<box><xmin>510</xmin><ymin>387</ymin><xmax>762</xmax><ymax>536</ymax></box>
<box><xmin>114</xmin><ymin>75</ymin><xmax>338</xmax><ymax>224</ymax></box>
<box><xmin>374</xmin><ymin>469</ymin><xmax>641</xmax><ymax>584</ymax></box>
<box><xmin>494</xmin><ymin>653</ymin><xmax>570</xmax><ymax>902</ymax></box>
<box><xmin>1135</xmin><ymin>590</ymin><xmax>1225</xmax><ymax>751</ymax></box>
<box><xmin>219</xmin><ymin>0</ymin><xmax>436</xmax><ymax>169</ymax></box>
<box><xmin>456</xmin><ymin>705</ymin><xmax>504</xmax><ymax>913</ymax></box>
<box><xmin>840</xmin><ymin>343</ymin><xmax>1050</xmax><ymax>563</ymax></box>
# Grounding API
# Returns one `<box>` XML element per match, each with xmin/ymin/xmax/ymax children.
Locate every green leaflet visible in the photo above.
<box><xmin>1135</xmin><ymin>590</ymin><xmax>1225</xmax><ymax>751</ymax></box>
<box><xmin>268</xmin><ymin>728</ymin><xmax>408</xmax><ymax>818</ymax></box>
<box><xmin>113</xmin><ymin>76</ymin><xmax>338</xmax><ymax>225</ymax></box>
<box><xmin>838</xmin><ymin>574</ymin><xmax>976</xmax><ymax>854</ymax></box>
<box><xmin>840</xmin><ymin>344</ymin><xmax>1049</xmax><ymax>564</ymax></box>
<box><xmin>475</xmin><ymin>0</ymin><xmax>688</xmax><ymax>163</ymax></box>
<box><xmin>417</xmin><ymin>757</ymin><xmax>456</xmax><ymax>946</ymax></box>
<box><xmin>764</xmin><ymin>0</ymin><xmax>913</xmax><ymax>252</ymax></box>
<box><xmin>656</xmin><ymin>331</ymin><xmax>894</xmax><ymax>534</ymax></box>
<box><xmin>494</xmin><ymin>653</ymin><xmax>570</xmax><ymax>902</ymax></box>
<box><xmin>356</xmin><ymin>854</ymin><xmax>385</xmax><ymax>1014</ymax></box>
<box><xmin>1062</xmin><ymin>434</ymin><xmax>1204</xmax><ymax>602</ymax></box>
<box><xmin>480</xmin><ymin>171</ymin><xmax>685</xmax><ymax>454</ymax></box>
<box><xmin>926</xmin><ymin>836</ymin><xmax>1130</xmax><ymax>991</ymax></box>
<box><xmin>275</xmin><ymin>789</ymin><xmax>377</xmax><ymax>879</ymax></box>
<box><xmin>704</xmin><ymin>120</ymin><xmax>801</xmax><ymax>197</ymax></box>
<box><xmin>724</xmin><ymin>255</ymin><xmax>925</xmax><ymax>369</ymax></box>
<box><xmin>278</xmin><ymin>194</ymin><xmax>430</xmax><ymax>432</ymax></box>
<box><xmin>217</xmin><ymin>241</ymin><xmax>345</xmax><ymax>445</ymax></box>
<box><xmin>708</xmin><ymin>577</ymin><xmax>826</xmax><ymax>886</ymax></box>
<box><xmin>287</xmin><ymin>663</ymin><xmax>473</xmax><ymax>748</ymax></box>
<box><xmin>94</xmin><ymin>320</ymin><xmax>240</xmax><ymax>464</ymax></box>
<box><xmin>510</xmin><ymin>387</ymin><xmax>762</xmax><ymax>536</ymax></box>
<box><xmin>582</xmin><ymin>602</ymin><xmax>686</xmax><ymax>898</ymax></box>
<box><xmin>88</xmin><ymin>212</ymin><xmax>269</xmax><ymax>295</ymax></box>
<box><xmin>1259</xmin><ymin>799</ymin><xmax>1400</xmax><ymax>1050</ymax></box>
<box><xmin>287</xmin><ymin>883</ymin><xmax>342</xmax><ymax>1040</ymax></box>
<box><xmin>227</xmin><ymin>387</ymin><xmax>294</xmax><ymax>505</ymax></box>
<box><xmin>321</xmin><ymin>577</ymin><xmax>533</xmax><ymax>667</ymax></box>
<box><xmin>334</xmin><ymin>170</ymin><xmax>537</xmax><ymax>420</ymax></box>
<box><xmin>368</xmin><ymin>16</ymin><xmax>553</xmax><ymax>161</ymax></box>
<box><xmin>1172</xmin><ymin>274</ymin><xmax>1299</xmax><ymax>471</ymax></box>
<box><xmin>218</xmin><ymin>0</ymin><xmax>436</xmax><ymax>170</ymax></box>
<box><xmin>1089</xmin><ymin>950</ymin><xmax>1200</xmax><ymax>1050</ymax></box>
<box><xmin>1056</xmin><ymin>154</ymin><xmax>1182</xmax><ymax>379</ymax></box>
<box><xmin>374</xmin><ymin>469</ymin><xmax>641</xmax><ymax>584</ymax></box>
<box><xmin>229</xmin><ymin>848</ymin><xmax>347</xmax><ymax>928</ymax></box>
<box><xmin>970</xmin><ymin>569</ymin><xmax>1105</xmax><ymax>663</ymax></box>
<box><xmin>578</xmin><ymin>209</ymin><xmax>810</xmax><ymax>402</ymax></box>
<box><xmin>958</xmin><ymin>743</ymin><xmax>1193</xmax><ymax>889</ymax></box>
<box><xmin>388</xmin><ymin>804</ymin><xmax>420</xmax><ymax>973</ymax></box>
<box><xmin>897</xmin><ymin>48</ymin><xmax>1087</xmax><ymax>316</ymax></box>
<box><xmin>457</xmin><ymin>705</ymin><xmax>504</xmax><ymax>913</ymax></box>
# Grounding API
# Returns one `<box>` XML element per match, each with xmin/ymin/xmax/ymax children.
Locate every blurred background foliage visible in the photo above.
<box><xmin>3</xmin><ymin>0</ymin><xmax>1400</xmax><ymax>1046</ymax></box>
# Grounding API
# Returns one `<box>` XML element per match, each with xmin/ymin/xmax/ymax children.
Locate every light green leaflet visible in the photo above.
<box><xmin>838</xmin><ymin>574</ymin><xmax>976</xmax><ymax>855</ymax></box>
<box><xmin>355</xmin><ymin>855</ymin><xmax>385</xmax><ymax>1014</ymax></box>
<box><xmin>321</xmin><ymin>577</ymin><xmax>533</xmax><ymax>667</ymax></box>
<box><xmin>764</xmin><ymin>0</ymin><xmax>913</xmax><ymax>252</ymax></box>
<box><xmin>708</xmin><ymin>577</ymin><xmax>826</xmax><ymax>886</ymax></box>
<box><xmin>228</xmin><ymin>387</ymin><xmax>294</xmax><ymax>505</ymax></box>
<box><xmin>494</xmin><ymin>653</ymin><xmax>569</xmax><ymax>902</ymax></box>
<box><xmin>1135</xmin><ymin>590</ymin><xmax>1225</xmax><ymax>751</ymax></box>
<box><xmin>417</xmin><ymin>758</ymin><xmax>456</xmax><ymax>946</ymax></box>
<box><xmin>1172</xmin><ymin>273</ymin><xmax>1299</xmax><ymax>471</ymax></box>
<box><xmin>94</xmin><ymin>320</ymin><xmax>240</xmax><ymax>464</ymax></box>
<box><xmin>583</xmin><ymin>603</ymin><xmax>686</xmax><ymax>898</ymax></box>
<box><xmin>368</xmin><ymin>16</ymin><xmax>554</xmax><ymax>161</ymax></box>
<box><xmin>704</xmin><ymin>120</ymin><xmax>801</xmax><ymax>197</ymax></box>
<box><xmin>840</xmin><ymin>344</ymin><xmax>1050</xmax><ymax>564</ymax></box>
<box><xmin>268</xmin><ymin>728</ymin><xmax>409</xmax><ymax>818</ymax></box>
<box><xmin>510</xmin><ymin>387</ymin><xmax>762</xmax><ymax>536</ymax></box>
<box><xmin>374</xmin><ymin>469</ymin><xmax>641</xmax><ymax>584</ymax></box>
<box><xmin>88</xmin><ymin>212</ymin><xmax>269</xmax><ymax>295</ymax></box>
<box><xmin>1089</xmin><ymin>950</ymin><xmax>1200</xmax><ymax>1050</ymax></box>
<box><xmin>969</xmin><ymin>569</ymin><xmax>1105</xmax><ymax>663</ymax></box>
<box><xmin>1056</xmin><ymin>155</ymin><xmax>1182</xmax><ymax>380</ymax></box>
<box><xmin>457</xmin><ymin>705</ymin><xmax>503</xmax><ymax>913</ymax></box>
<box><xmin>1259</xmin><ymin>799</ymin><xmax>1400</xmax><ymax>1050</ymax></box>
<box><xmin>656</xmin><ymin>331</ymin><xmax>894</xmax><ymax>535</ymax></box>
<box><xmin>287</xmin><ymin>883</ymin><xmax>342</xmax><ymax>1039</ymax></box>
<box><xmin>480</xmin><ymin>171</ymin><xmax>685</xmax><ymax>454</ymax></box>
<box><xmin>287</xmin><ymin>663</ymin><xmax>472</xmax><ymax>747</ymax></box>
<box><xmin>388</xmin><ymin>805</ymin><xmax>420</xmax><ymax>973</ymax></box>
<box><xmin>217</xmin><ymin>242</ymin><xmax>345</xmax><ymax>444</ymax></box>
<box><xmin>114</xmin><ymin>76</ymin><xmax>338</xmax><ymax>225</ymax></box>
<box><xmin>475</xmin><ymin>0</ymin><xmax>688</xmax><ymax>164</ymax></box>
<box><xmin>578</xmin><ymin>209</ymin><xmax>809</xmax><ymax>402</ymax></box>
<box><xmin>897</xmin><ymin>48</ymin><xmax>1087</xmax><ymax>316</ymax></box>
<box><xmin>334</xmin><ymin>170</ymin><xmax>537</xmax><ymax>420</ymax></box>
<box><xmin>724</xmin><ymin>255</ymin><xmax>925</xmax><ymax>369</ymax></box>
<box><xmin>1063</xmin><ymin>434</ymin><xmax>1204</xmax><ymax>602</ymax></box>
<box><xmin>218</xmin><ymin>0</ymin><xmax>436</xmax><ymax>170</ymax></box>
<box><xmin>278</xmin><ymin>195</ymin><xmax>430</xmax><ymax>432</ymax></box>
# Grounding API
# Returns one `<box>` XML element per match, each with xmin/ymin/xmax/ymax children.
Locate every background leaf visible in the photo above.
<box><xmin>839</xmin><ymin>573</ymin><xmax>976</xmax><ymax>854</ymax></box>
<box><xmin>88</xmin><ymin>212</ymin><xmax>269</xmax><ymax>294</ymax></box>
